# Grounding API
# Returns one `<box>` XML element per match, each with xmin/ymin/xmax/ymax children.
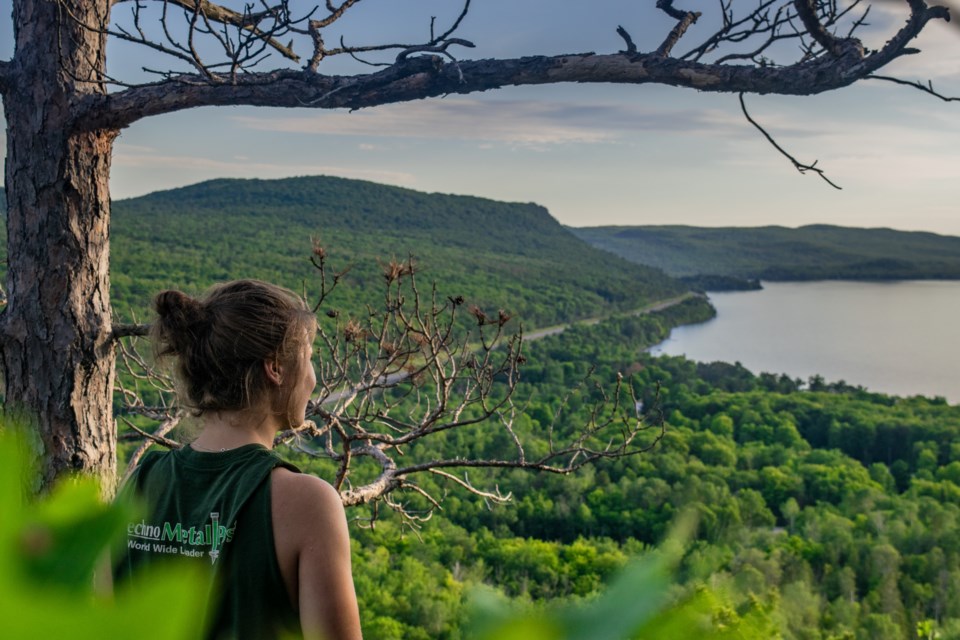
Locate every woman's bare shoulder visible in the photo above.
<box><xmin>271</xmin><ymin>467</ymin><xmax>345</xmax><ymax>524</ymax></box>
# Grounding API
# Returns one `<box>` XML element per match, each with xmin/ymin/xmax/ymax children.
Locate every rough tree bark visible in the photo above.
<box><xmin>2</xmin><ymin>0</ymin><xmax>118</xmax><ymax>486</ymax></box>
<box><xmin>0</xmin><ymin>0</ymin><xmax>952</xmax><ymax>488</ymax></box>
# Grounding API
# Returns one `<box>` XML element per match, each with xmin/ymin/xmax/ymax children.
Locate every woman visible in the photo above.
<box><xmin>115</xmin><ymin>279</ymin><xmax>362</xmax><ymax>640</ymax></box>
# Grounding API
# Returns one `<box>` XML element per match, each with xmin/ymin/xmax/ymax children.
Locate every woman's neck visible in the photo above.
<box><xmin>192</xmin><ymin>408</ymin><xmax>279</xmax><ymax>452</ymax></box>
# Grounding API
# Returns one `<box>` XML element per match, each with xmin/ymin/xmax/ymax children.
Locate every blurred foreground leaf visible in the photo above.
<box><xmin>468</xmin><ymin>512</ymin><xmax>778</xmax><ymax>640</ymax></box>
<box><xmin>0</xmin><ymin>424</ymin><xmax>209</xmax><ymax>639</ymax></box>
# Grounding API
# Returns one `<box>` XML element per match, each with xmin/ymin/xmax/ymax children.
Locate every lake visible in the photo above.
<box><xmin>649</xmin><ymin>280</ymin><xmax>960</xmax><ymax>404</ymax></box>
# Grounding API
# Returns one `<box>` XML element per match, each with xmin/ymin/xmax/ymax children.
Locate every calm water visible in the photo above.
<box><xmin>650</xmin><ymin>280</ymin><xmax>960</xmax><ymax>404</ymax></box>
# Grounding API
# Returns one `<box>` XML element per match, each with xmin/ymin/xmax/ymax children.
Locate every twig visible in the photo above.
<box><xmin>616</xmin><ymin>26</ymin><xmax>637</xmax><ymax>55</ymax></box>
<box><xmin>112</xmin><ymin>323</ymin><xmax>151</xmax><ymax>340</ymax></box>
<box><xmin>654</xmin><ymin>3</ymin><xmax>702</xmax><ymax>58</ymax></box>
<box><xmin>118</xmin><ymin>414</ymin><xmax>183</xmax><ymax>486</ymax></box>
<box><xmin>739</xmin><ymin>92</ymin><xmax>841</xmax><ymax>189</ymax></box>
<box><xmin>868</xmin><ymin>75</ymin><xmax>960</xmax><ymax>103</ymax></box>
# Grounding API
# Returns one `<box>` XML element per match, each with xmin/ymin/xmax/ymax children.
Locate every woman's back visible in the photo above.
<box><xmin>117</xmin><ymin>279</ymin><xmax>361</xmax><ymax>640</ymax></box>
<box><xmin>116</xmin><ymin>444</ymin><xmax>300</xmax><ymax>639</ymax></box>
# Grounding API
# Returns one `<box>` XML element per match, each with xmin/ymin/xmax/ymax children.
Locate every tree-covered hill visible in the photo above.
<box><xmin>570</xmin><ymin>224</ymin><xmax>960</xmax><ymax>281</ymax></box>
<box><xmin>103</xmin><ymin>177</ymin><xmax>684</xmax><ymax>325</ymax></box>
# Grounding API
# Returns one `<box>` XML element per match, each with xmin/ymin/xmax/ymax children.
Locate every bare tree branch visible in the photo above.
<box><xmin>57</xmin><ymin>0</ymin><xmax>948</xmax><ymax>131</ymax></box>
<box><xmin>739</xmin><ymin>92</ymin><xmax>842</xmax><ymax>189</ymax></box>
<box><xmin>868</xmin><ymin>75</ymin><xmax>960</xmax><ymax>102</ymax></box>
<box><xmin>432</xmin><ymin>0</ymin><xmax>472</xmax><ymax>44</ymax></box>
<box><xmin>113</xmin><ymin>0</ymin><xmax>301</xmax><ymax>62</ymax></box>
<box><xmin>428</xmin><ymin>468</ymin><xmax>512</xmax><ymax>503</ymax></box>
<box><xmin>395</xmin><ymin>38</ymin><xmax>475</xmax><ymax>63</ymax></box>
<box><xmin>112</xmin><ymin>323</ymin><xmax>151</xmax><ymax>340</ymax></box>
<box><xmin>654</xmin><ymin>1</ymin><xmax>701</xmax><ymax>57</ymax></box>
<box><xmin>118</xmin><ymin>414</ymin><xmax>183</xmax><ymax>486</ymax></box>
<box><xmin>682</xmin><ymin>1</ymin><xmax>795</xmax><ymax>62</ymax></box>
<box><xmin>302</xmin><ymin>0</ymin><xmax>470</xmax><ymax>70</ymax></box>
<box><xmin>856</xmin><ymin>1</ymin><xmax>951</xmax><ymax>72</ymax></box>
<box><xmin>73</xmin><ymin>51</ymin><xmax>918</xmax><ymax>131</ymax></box>
<box><xmin>793</xmin><ymin>0</ymin><xmax>855</xmax><ymax>57</ymax></box>
<box><xmin>616</xmin><ymin>25</ymin><xmax>638</xmax><ymax>55</ymax></box>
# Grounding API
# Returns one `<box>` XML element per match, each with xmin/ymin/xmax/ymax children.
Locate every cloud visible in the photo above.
<box><xmin>230</xmin><ymin>98</ymin><xmax>752</xmax><ymax>147</ymax></box>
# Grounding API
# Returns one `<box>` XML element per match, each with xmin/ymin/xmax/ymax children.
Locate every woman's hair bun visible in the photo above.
<box><xmin>155</xmin><ymin>290</ymin><xmax>207</xmax><ymax>327</ymax></box>
<box><xmin>151</xmin><ymin>280</ymin><xmax>315</xmax><ymax>414</ymax></box>
<box><xmin>153</xmin><ymin>290</ymin><xmax>208</xmax><ymax>356</ymax></box>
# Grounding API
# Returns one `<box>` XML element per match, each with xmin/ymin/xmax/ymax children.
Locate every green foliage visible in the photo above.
<box><xmin>467</xmin><ymin>516</ymin><xmax>776</xmax><ymax>640</ymax></box>
<box><xmin>0</xmin><ymin>424</ymin><xmax>208</xmax><ymax>639</ymax></box>
<box><xmin>571</xmin><ymin>224</ymin><xmax>960</xmax><ymax>281</ymax></box>
<box><xmin>86</xmin><ymin>176</ymin><xmax>683</xmax><ymax>327</ymax></box>
<box><xmin>307</xmin><ymin>339</ymin><xmax>960</xmax><ymax>639</ymax></box>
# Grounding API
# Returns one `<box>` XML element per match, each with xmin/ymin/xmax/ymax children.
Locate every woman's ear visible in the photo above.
<box><xmin>263</xmin><ymin>358</ymin><xmax>284</xmax><ymax>386</ymax></box>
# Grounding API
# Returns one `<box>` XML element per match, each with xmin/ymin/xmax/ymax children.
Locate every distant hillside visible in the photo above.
<box><xmin>99</xmin><ymin>177</ymin><xmax>684</xmax><ymax>325</ymax></box>
<box><xmin>570</xmin><ymin>224</ymin><xmax>960</xmax><ymax>281</ymax></box>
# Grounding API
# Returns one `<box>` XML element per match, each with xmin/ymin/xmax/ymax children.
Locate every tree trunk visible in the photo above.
<box><xmin>2</xmin><ymin>0</ymin><xmax>118</xmax><ymax>488</ymax></box>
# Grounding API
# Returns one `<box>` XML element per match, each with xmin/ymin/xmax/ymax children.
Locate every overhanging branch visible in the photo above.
<box><xmin>79</xmin><ymin>0</ymin><xmax>951</xmax><ymax>132</ymax></box>
<box><xmin>75</xmin><ymin>51</ymin><xmax>910</xmax><ymax>132</ymax></box>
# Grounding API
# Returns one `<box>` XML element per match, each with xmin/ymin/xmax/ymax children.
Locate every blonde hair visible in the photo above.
<box><xmin>151</xmin><ymin>279</ymin><xmax>316</xmax><ymax>414</ymax></box>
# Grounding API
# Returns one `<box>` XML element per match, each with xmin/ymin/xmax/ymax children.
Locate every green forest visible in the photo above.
<box><xmin>571</xmin><ymin>224</ymin><xmax>960</xmax><ymax>283</ymax></box>
<box><xmin>291</xmin><ymin>305</ymin><xmax>960</xmax><ymax>640</ymax></box>
<box><xmin>108</xmin><ymin>177</ymin><xmax>683</xmax><ymax>326</ymax></box>
<box><xmin>3</xmin><ymin>178</ymin><xmax>960</xmax><ymax>638</ymax></box>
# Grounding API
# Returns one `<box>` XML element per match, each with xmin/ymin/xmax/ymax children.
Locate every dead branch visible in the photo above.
<box><xmin>793</xmin><ymin>0</ymin><xmax>855</xmax><ymax>57</ymax></box>
<box><xmin>69</xmin><ymin>0</ymin><xmax>951</xmax><ymax>131</ymax></box>
<box><xmin>308</xmin><ymin>238</ymin><xmax>350</xmax><ymax>311</ymax></box>
<box><xmin>739</xmin><ymin>92</ymin><xmax>842</xmax><ymax>189</ymax></box>
<box><xmin>616</xmin><ymin>26</ymin><xmax>638</xmax><ymax>55</ymax></box>
<box><xmin>113</xmin><ymin>0</ymin><xmax>301</xmax><ymax>61</ymax></box>
<box><xmin>429</xmin><ymin>468</ymin><xmax>512</xmax><ymax>503</ymax></box>
<box><xmin>654</xmin><ymin>1</ymin><xmax>701</xmax><ymax>57</ymax></box>
<box><xmin>295</xmin><ymin>253</ymin><xmax>656</xmax><ymax>521</ymax></box>
<box><xmin>301</xmin><ymin>0</ymin><xmax>472</xmax><ymax>69</ymax></box>
<box><xmin>395</xmin><ymin>38</ymin><xmax>475</xmax><ymax>63</ymax></box>
<box><xmin>868</xmin><ymin>75</ymin><xmax>960</xmax><ymax>102</ymax></box>
<box><xmin>118</xmin><ymin>414</ymin><xmax>183</xmax><ymax>485</ymax></box>
<box><xmin>112</xmin><ymin>323</ymin><xmax>151</xmax><ymax>340</ymax></box>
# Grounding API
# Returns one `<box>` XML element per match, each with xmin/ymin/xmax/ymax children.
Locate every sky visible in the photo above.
<box><xmin>2</xmin><ymin>1</ymin><xmax>960</xmax><ymax>234</ymax></box>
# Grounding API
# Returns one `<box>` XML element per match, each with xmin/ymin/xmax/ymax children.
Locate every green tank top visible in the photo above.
<box><xmin>114</xmin><ymin>444</ymin><xmax>301</xmax><ymax>639</ymax></box>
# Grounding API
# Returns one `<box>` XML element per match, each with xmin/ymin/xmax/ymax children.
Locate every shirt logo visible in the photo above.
<box><xmin>126</xmin><ymin>511</ymin><xmax>235</xmax><ymax>563</ymax></box>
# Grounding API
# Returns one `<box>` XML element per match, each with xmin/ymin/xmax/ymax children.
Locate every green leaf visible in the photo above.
<box><xmin>0</xmin><ymin>422</ymin><xmax>209</xmax><ymax>639</ymax></box>
<box><xmin>22</xmin><ymin>478</ymin><xmax>141</xmax><ymax>590</ymax></box>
